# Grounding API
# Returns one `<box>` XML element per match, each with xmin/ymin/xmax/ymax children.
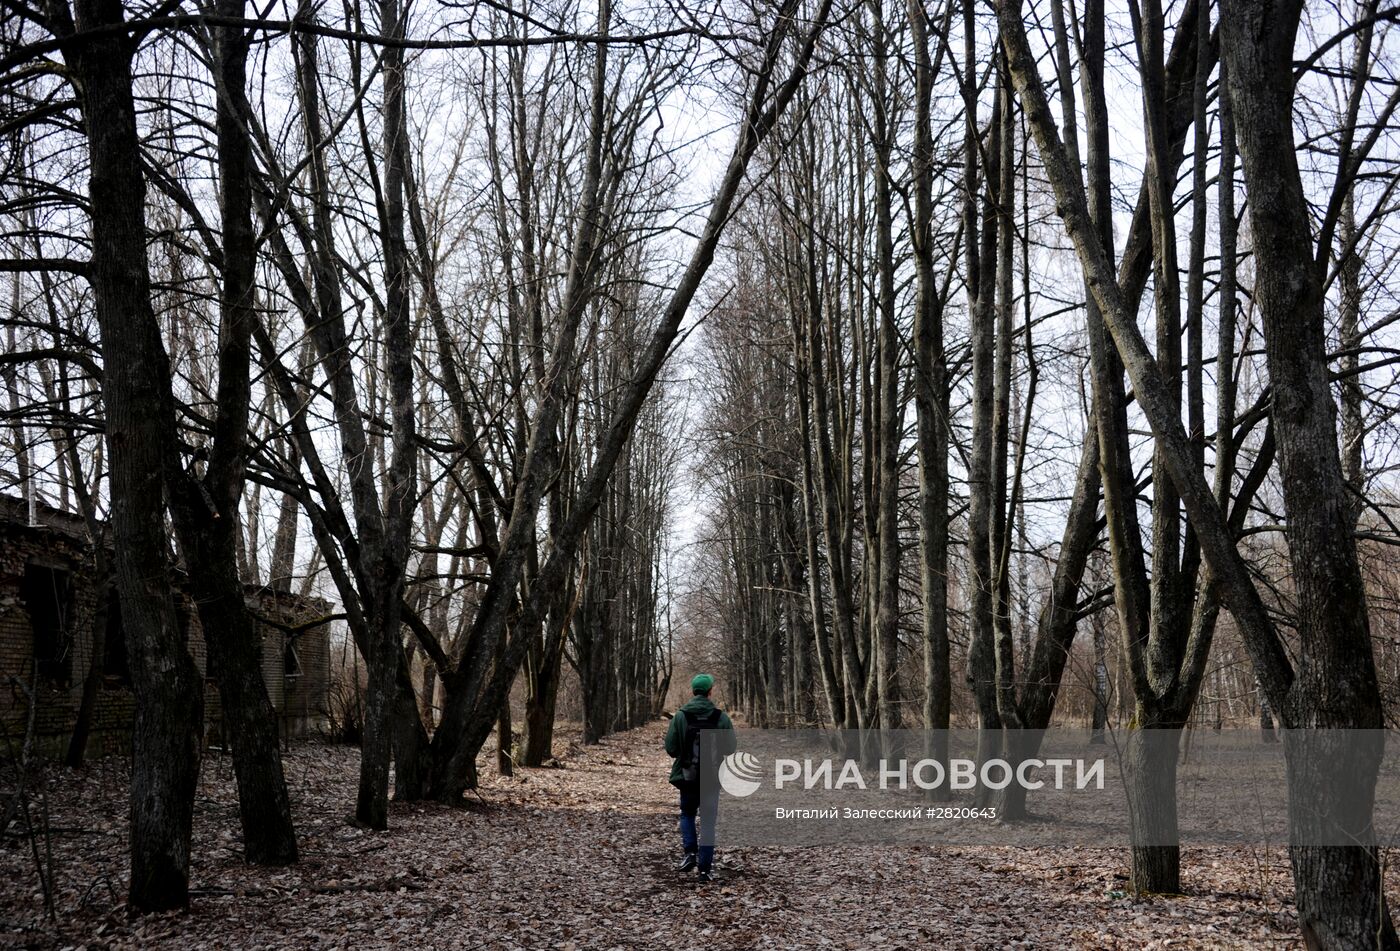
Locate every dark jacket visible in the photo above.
<box><xmin>664</xmin><ymin>695</ymin><xmax>736</xmax><ymax>787</ymax></box>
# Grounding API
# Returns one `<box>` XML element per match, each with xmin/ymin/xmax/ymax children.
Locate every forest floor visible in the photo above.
<box><xmin>0</xmin><ymin>719</ymin><xmax>1318</xmax><ymax>949</ymax></box>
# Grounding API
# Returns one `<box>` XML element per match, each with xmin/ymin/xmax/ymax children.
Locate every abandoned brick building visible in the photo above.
<box><xmin>0</xmin><ymin>495</ymin><xmax>332</xmax><ymax>758</ymax></box>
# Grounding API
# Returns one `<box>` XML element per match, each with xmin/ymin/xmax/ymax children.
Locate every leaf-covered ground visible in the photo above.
<box><xmin>0</xmin><ymin>720</ymin><xmax>1312</xmax><ymax>948</ymax></box>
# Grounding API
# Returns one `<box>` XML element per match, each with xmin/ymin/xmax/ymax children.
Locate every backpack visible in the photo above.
<box><xmin>678</xmin><ymin>707</ymin><xmax>723</xmax><ymax>783</ymax></box>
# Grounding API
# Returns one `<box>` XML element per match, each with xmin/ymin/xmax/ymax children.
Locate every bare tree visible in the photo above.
<box><xmin>32</xmin><ymin>0</ymin><xmax>206</xmax><ymax>913</ymax></box>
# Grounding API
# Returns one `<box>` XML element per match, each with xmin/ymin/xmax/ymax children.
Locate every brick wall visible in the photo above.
<box><xmin>0</xmin><ymin>514</ymin><xmax>333</xmax><ymax>758</ymax></box>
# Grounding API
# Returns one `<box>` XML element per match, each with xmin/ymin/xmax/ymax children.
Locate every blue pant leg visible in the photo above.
<box><xmin>697</xmin><ymin>785</ymin><xmax>719</xmax><ymax>871</ymax></box>
<box><xmin>678</xmin><ymin>784</ymin><xmax>699</xmax><ymax>854</ymax></box>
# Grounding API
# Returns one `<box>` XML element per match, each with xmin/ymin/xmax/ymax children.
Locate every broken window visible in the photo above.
<box><xmin>102</xmin><ymin>586</ymin><xmax>130</xmax><ymax>685</ymax></box>
<box><xmin>22</xmin><ymin>564</ymin><xmax>73</xmax><ymax>687</ymax></box>
<box><xmin>283</xmin><ymin>636</ymin><xmax>302</xmax><ymax>679</ymax></box>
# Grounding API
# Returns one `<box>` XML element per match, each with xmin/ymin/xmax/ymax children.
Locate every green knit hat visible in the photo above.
<box><xmin>691</xmin><ymin>673</ymin><xmax>715</xmax><ymax>693</ymax></box>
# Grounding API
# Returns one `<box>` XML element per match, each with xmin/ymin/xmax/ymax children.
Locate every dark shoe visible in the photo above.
<box><xmin>697</xmin><ymin>869</ymin><xmax>712</xmax><ymax>883</ymax></box>
<box><xmin>676</xmin><ymin>852</ymin><xmax>697</xmax><ymax>872</ymax></box>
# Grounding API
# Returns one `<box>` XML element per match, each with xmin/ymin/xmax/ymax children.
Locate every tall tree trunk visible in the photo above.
<box><xmin>1136</xmin><ymin>0</ymin><xmax>1185</xmax><ymax>677</ymax></box>
<box><xmin>990</xmin><ymin>60</ymin><xmax>1021</xmax><ymax>739</ymax></box>
<box><xmin>868</xmin><ymin>0</ymin><xmax>902</xmax><ymax>743</ymax></box>
<box><xmin>55</xmin><ymin>0</ymin><xmax>205</xmax><ymax>911</ymax></box>
<box><xmin>966</xmin><ymin>33</ymin><xmax>1005</xmax><ymax>803</ymax></box>
<box><xmin>1090</xmin><ymin>611</ymin><xmax>1109</xmax><ymax>744</ymax></box>
<box><xmin>165</xmin><ymin>0</ymin><xmax>299</xmax><ymax>865</ymax></box>
<box><xmin>908</xmin><ymin>0</ymin><xmax>950</xmax><ymax>793</ymax></box>
<box><xmin>391</xmin><ymin>645</ymin><xmax>432</xmax><ymax>799</ymax></box>
<box><xmin>1338</xmin><ymin>191</ymin><xmax>1364</xmax><ymax>529</ymax></box>
<box><xmin>792</xmin><ymin>270</ymin><xmax>846</xmax><ymax>727</ymax></box>
<box><xmin>1220</xmin><ymin>1</ymin><xmax>1396</xmax><ymax>943</ymax></box>
<box><xmin>521</xmin><ymin>591</ymin><xmax>570</xmax><ymax>766</ymax></box>
<box><xmin>354</xmin><ymin>0</ymin><xmax>420</xmax><ymax>828</ymax></box>
<box><xmin>64</xmin><ymin>439</ymin><xmax>108</xmax><ymax>769</ymax></box>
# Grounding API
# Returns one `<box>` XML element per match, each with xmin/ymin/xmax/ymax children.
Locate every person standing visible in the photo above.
<box><xmin>664</xmin><ymin>674</ymin><xmax>735</xmax><ymax>882</ymax></box>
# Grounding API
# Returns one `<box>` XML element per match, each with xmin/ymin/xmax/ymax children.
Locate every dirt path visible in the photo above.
<box><xmin>0</xmin><ymin>720</ymin><xmax>1303</xmax><ymax>948</ymax></box>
